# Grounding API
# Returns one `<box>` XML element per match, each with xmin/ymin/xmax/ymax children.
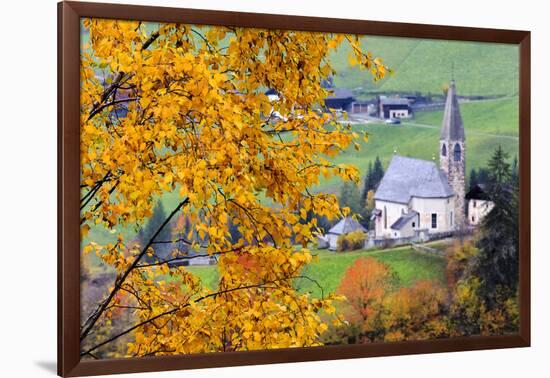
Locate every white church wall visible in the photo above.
<box><xmin>410</xmin><ymin>196</ymin><xmax>456</xmax><ymax>233</ymax></box>
<box><xmin>374</xmin><ymin>199</ymin><xmax>409</xmax><ymax>238</ymax></box>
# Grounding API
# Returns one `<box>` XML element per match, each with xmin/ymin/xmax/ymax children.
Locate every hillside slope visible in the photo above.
<box><xmin>331</xmin><ymin>36</ymin><xmax>519</xmax><ymax>97</ymax></box>
<box><xmin>316</xmin><ymin>97</ymin><xmax>519</xmax><ymax>193</ymax></box>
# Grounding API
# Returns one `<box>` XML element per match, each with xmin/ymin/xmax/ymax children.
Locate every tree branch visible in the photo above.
<box><xmin>80</xmin><ymin>278</ymin><xmax>291</xmax><ymax>357</ymax></box>
<box><xmin>87</xmin><ymin>97</ymin><xmax>139</xmax><ymax>122</ymax></box>
<box><xmin>80</xmin><ymin>198</ymin><xmax>189</xmax><ymax>342</ymax></box>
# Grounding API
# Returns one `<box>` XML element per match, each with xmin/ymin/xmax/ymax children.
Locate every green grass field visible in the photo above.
<box><xmin>314</xmin><ymin>96</ymin><xmax>519</xmax><ymax>194</ymax></box>
<box><xmin>296</xmin><ymin>247</ymin><xmax>447</xmax><ymax>298</ymax></box>
<box><xmin>162</xmin><ymin>246</ymin><xmax>447</xmax><ymax>300</ymax></box>
<box><xmin>413</xmin><ymin>97</ymin><xmax>519</xmax><ymax>136</ymax></box>
<box><xmin>330</xmin><ymin>36</ymin><xmax>519</xmax><ymax>97</ymax></box>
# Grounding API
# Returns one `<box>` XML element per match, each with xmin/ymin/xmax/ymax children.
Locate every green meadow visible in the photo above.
<box><xmin>315</xmin><ymin>96</ymin><xmax>519</xmax><ymax>194</ymax></box>
<box><xmin>164</xmin><ymin>246</ymin><xmax>447</xmax><ymax>300</ymax></box>
<box><xmin>330</xmin><ymin>36</ymin><xmax>519</xmax><ymax>97</ymax></box>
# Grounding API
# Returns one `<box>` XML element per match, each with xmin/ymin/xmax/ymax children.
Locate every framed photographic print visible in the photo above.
<box><xmin>58</xmin><ymin>1</ymin><xmax>531</xmax><ymax>376</ymax></box>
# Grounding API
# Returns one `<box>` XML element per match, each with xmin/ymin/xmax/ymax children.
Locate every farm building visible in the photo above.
<box><xmin>372</xmin><ymin>80</ymin><xmax>467</xmax><ymax>240</ymax></box>
<box><xmin>378</xmin><ymin>96</ymin><xmax>412</xmax><ymax>119</ymax></box>
<box><xmin>318</xmin><ymin>216</ymin><xmax>367</xmax><ymax>251</ymax></box>
<box><xmin>466</xmin><ymin>184</ymin><xmax>494</xmax><ymax>226</ymax></box>
<box><xmin>324</xmin><ymin>88</ymin><xmax>355</xmax><ymax>112</ymax></box>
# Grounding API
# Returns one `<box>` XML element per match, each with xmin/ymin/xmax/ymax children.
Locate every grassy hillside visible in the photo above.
<box><xmin>316</xmin><ymin>97</ymin><xmax>519</xmax><ymax>193</ymax></box>
<box><xmin>413</xmin><ymin>97</ymin><xmax>519</xmax><ymax>136</ymax></box>
<box><xmin>296</xmin><ymin>247</ymin><xmax>446</xmax><ymax>298</ymax></box>
<box><xmin>82</xmin><ymin>35</ymin><xmax>519</xmax><ymax>249</ymax></box>
<box><xmin>84</xmin><ymin>96</ymin><xmax>519</xmax><ymax>247</ymax></box>
<box><xmin>330</xmin><ymin>36</ymin><xmax>519</xmax><ymax>97</ymax></box>
<box><xmin>159</xmin><ymin>246</ymin><xmax>447</xmax><ymax>299</ymax></box>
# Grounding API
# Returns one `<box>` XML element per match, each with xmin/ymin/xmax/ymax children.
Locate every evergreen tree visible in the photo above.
<box><xmin>357</xmin><ymin>156</ymin><xmax>385</xmax><ymax>229</ymax></box>
<box><xmin>477</xmin><ymin>168</ymin><xmax>490</xmax><ymax>186</ymax></box>
<box><xmin>371</xmin><ymin>156</ymin><xmax>385</xmax><ymax>191</ymax></box>
<box><xmin>474</xmin><ymin>146</ymin><xmax>519</xmax><ymax>306</ymax></box>
<box><xmin>469</xmin><ymin>168</ymin><xmax>478</xmax><ymax>190</ymax></box>
<box><xmin>360</xmin><ymin>156</ymin><xmax>384</xmax><ymax>204</ymax></box>
<box><xmin>339</xmin><ymin>182</ymin><xmax>362</xmax><ymax>214</ymax></box>
<box><xmin>511</xmin><ymin>155</ymin><xmax>519</xmax><ymax>185</ymax></box>
<box><xmin>138</xmin><ymin>202</ymin><xmax>173</xmax><ymax>261</ymax></box>
<box><xmin>360</xmin><ymin>161</ymin><xmax>373</xmax><ymax>206</ymax></box>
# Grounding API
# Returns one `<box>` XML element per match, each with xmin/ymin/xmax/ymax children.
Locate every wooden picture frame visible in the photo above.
<box><xmin>58</xmin><ymin>1</ymin><xmax>531</xmax><ymax>376</ymax></box>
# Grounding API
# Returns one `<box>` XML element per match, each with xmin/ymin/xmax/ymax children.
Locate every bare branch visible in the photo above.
<box><xmin>80</xmin><ymin>198</ymin><xmax>189</xmax><ymax>342</ymax></box>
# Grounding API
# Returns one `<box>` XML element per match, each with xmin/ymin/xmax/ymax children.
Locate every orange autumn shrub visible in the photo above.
<box><xmin>379</xmin><ymin>280</ymin><xmax>449</xmax><ymax>342</ymax></box>
<box><xmin>445</xmin><ymin>239</ymin><xmax>479</xmax><ymax>289</ymax></box>
<box><xmin>337</xmin><ymin>257</ymin><xmax>393</xmax><ymax>325</ymax></box>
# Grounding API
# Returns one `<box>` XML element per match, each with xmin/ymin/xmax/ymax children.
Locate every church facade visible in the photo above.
<box><xmin>373</xmin><ymin>80</ymin><xmax>466</xmax><ymax>240</ymax></box>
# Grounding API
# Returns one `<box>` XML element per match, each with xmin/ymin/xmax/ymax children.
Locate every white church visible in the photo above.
<box><xmin>372</xmin><ymin>80</ymin><xmax>472</xmax><ymax>240</ymax></box>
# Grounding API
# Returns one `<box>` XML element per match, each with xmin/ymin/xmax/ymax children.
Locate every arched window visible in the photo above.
<box><xmin>441</xmin><ymin>143</ymin><xmax>447</xmax><ymax>156</ymax></box>
<box><xmin>384</xmin><ymin>206</ymin><xmax>387</xmax><ymax>229</ymax></box>
<box><xmin>454</xmin><ymin>143</ymin><xmax>461</xmax><ymax>161</ymax></box>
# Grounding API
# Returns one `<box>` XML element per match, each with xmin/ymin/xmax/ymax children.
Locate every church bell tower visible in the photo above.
<box><xmin>439</xmin><ymin>80</ymin><xmax>466</xmax><ymax>227</ymax></box>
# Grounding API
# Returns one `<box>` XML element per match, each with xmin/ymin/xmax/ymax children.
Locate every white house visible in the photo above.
<box><xmin>372</xmin><ymin>80</ymin><xmax>466</xmax><ymax>240</ymax></box>
<box><xmin>466</xmin><ymin>184</ymin><xmax>494</xmax><ymax>226</ymax></box>
<box><xmin>321</xmin><ymin>216</ymin><xmax>367</xmax><ymax>251</ymax></box>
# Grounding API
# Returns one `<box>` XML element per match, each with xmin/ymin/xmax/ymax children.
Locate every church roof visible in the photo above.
<box><xmin>328</xmin><ymin>216</ymin><xmax>367</xmax><ymax>235</ymax></box>
<box><xmin>374</xmin><ymin>155</ymin><xmax>454</xmax><ymax>204</ymax></box>
<box><xmin>440</xmin><ymin>80</ymin><xmax>465</xmax><ymax>141</ymax></box>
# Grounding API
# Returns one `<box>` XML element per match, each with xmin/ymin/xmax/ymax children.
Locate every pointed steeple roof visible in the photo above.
<box><xmin>440</xmin><ymin>80</ymin><xmax>465</xmax><ymax>141</ymax></box>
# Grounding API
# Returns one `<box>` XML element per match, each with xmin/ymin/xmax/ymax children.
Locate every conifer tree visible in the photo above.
<box><xmin>475</xmin><ymin>146</ymin><xmax>519</xmax><ymax>305</ymax></box>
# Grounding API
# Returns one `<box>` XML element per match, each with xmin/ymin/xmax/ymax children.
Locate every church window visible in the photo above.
<box><xmin>412</xmin><ymin>222</ymin><xmax>416</xmax><ymax>228</ymax></box>
<box><xmin>431</xmin><ymin>213</ymin><xmax>437</xmax><ymax>229</ymax></box>
<box><xmin>450</xmin><ymin>211</ymin><xmax>453</xmax><ymax>227</ymax></box>
<box><xmin>384</xmin><ymin>206</ymin><xmax>388</xmax><ymax>229</ymax></box>
<box><xmin>473</xmin><ymin>200</ymin><xmax>477</xmax><ymax>208</ymax></box>
<box><xmin>441</xmin><ymin>143</ymin><xmax>447</xmax><ymax>156</ymax></box>
<box><xmin>454</xmin><ymin>143</ymin><xmax>461</xmax><ymax>161</ymax></box>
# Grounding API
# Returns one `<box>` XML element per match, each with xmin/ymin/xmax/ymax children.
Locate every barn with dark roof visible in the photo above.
<box><xmin>378</xmin><ymin>97</ymin><xmax>412</xmax><ymax>119</ymax></box>
<box><xmin>324</xmin><ymin>88</ymin><xmax>355</xmax><ymax>112</ymax></box>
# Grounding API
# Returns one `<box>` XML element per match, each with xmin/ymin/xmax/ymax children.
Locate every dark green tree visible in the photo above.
<box><xmin>477</xmin><ymin>168</ymin><xmax>490</xmax><ymax>186</ymax></box>
<box><xmin>358</xmin><ymin>156</ymin><xmax>384</xmax><ymax>229</ymax></box>
<box><xmin>339</xmin><ymin>181</ymin><xmax>363</xmax><ymax>216</ymax></box>
<box><xmin>474</xmin><ymin>146</ymin><xmax>519</xmax><ymax>306</ymax></box>
<box><xmin>138</xmin><ymin>201</ymin><xmax>173</xmax><ymax>261</ymax></box>
<box><xmin>360</xmin><ymin>161</ymin><xmax>373</xmax><ymax>206</ymax></box>
<box><xmin>360</xmin><ymin>156</ymin><xmax>384</xmax><ymax>204</ymax></box>
<box><xmin>370</xmin><ymin>156</ymin><xmax>385</xmax><ymax>192</ymax></box>
<box><xmin>511</xmin><ymin>155</ymin><xmax>519</xmax><ymax>185</ymax></box>
<box><xmin>469</xmin><ymin>168</ymin><xmax>478</xmax><ymax>190</ymax></box>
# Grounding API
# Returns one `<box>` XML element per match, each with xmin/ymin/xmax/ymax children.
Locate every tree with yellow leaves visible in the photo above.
<box><xmin>79</xmin><ymin>18</ymin><xmax>390</xmax><ymax>358</ymax></box>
